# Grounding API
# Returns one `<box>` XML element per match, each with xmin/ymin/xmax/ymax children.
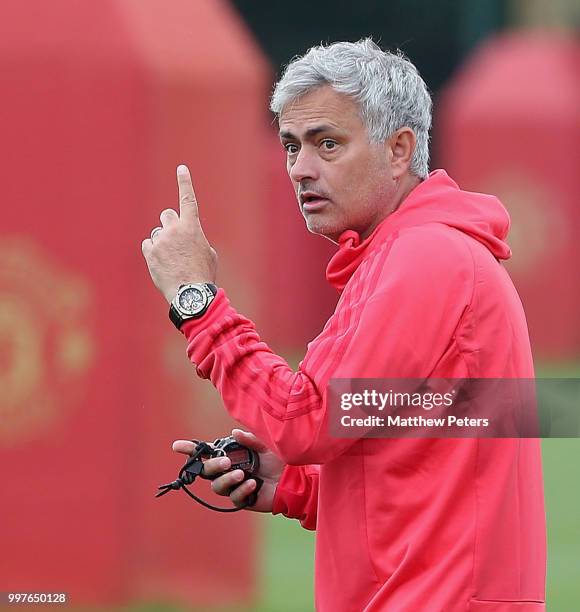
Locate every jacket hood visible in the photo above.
<box><xmin>326</xmin><ymin>169</ymin><xmax>512</xmax><ymax>291</ymax></box>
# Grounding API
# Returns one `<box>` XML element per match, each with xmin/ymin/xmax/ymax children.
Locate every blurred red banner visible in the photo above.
<box><xmin>0</xmin><ymin>0</ymin><xmax>276</xmax><ymax>607</ymax></box>
<box><xmin>438</xmin><ymin>32</ymin><xmax>580</xmax><ymax>359</ymax></box>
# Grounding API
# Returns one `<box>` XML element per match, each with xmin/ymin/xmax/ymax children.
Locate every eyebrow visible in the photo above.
<box><xmin>279</xmin><ymin>125</ymin><xmax>337</xmax><ymax>140</ymax></box>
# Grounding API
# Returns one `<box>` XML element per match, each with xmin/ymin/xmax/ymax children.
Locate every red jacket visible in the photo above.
<box><xmin>182</xmin><ymin>170</ymin><xmax>546</xmax><ymax>611</ymax></box>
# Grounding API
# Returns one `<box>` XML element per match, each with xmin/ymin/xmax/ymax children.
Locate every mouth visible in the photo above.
<box><xmin>300</xmin><ymin>192</ymin><xmax>330</xmax><ymax>212</ymax></box>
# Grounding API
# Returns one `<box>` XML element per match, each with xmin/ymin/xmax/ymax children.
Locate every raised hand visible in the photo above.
<box><xmin>142</xmin><ymin>164</ymin><xmax>217</xmax><ymax>303</ymax></box>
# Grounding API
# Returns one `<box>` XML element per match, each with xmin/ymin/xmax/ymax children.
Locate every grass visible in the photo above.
<box><xmin>543</xmin><ymin>439</ymin><xmax>580</xmax><ymax>608</ymax></box>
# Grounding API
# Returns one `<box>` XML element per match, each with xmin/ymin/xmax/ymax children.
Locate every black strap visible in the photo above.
<box><xmin>156</xmin><ymin>440</ymin><xmax>261</xmax><ymax>512</ymax></box>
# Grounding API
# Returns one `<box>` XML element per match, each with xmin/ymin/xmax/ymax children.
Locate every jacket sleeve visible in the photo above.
<box><xmin>272</xmin><ymin>464</ymin><xmax>319</xmax><ymax>531</ymax></box>
<box><xmin>181</xmin><ymin>226</ymin><xmax>473</xmax><ymax>465</ymax></box>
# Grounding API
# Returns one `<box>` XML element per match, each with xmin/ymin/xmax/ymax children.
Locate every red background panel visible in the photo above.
<box><xmin>0</xmin><ymin>0</ymin><xmax>273</xmax><ymax>607</ymax></box>
<box><xmin>437</xmin><ymin>32</ymin><xmax>580</xmax><ymax>359</ymax></box>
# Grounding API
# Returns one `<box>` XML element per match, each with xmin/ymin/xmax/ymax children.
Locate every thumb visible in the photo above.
<box><xmin>232</xmin><ymin>428</ymin><xmax>269</xmax><ymax>453</ymax></box>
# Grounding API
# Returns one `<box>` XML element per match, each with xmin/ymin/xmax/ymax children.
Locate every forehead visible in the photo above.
<box><xmin>278</xmin><ymin>85</ymin><xmax>365</xmax><ymax>137</ymax></box>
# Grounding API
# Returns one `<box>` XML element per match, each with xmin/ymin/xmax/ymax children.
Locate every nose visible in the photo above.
<box><xmin>289</xmin><ymin>148</ymin><xmax>320</xmax><ymax>183</ymax></box>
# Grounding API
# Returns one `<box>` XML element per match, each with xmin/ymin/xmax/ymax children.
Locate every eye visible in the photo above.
<box><xmin>284</xmin><ymin>143</ymin><xmax>299</xmax><ymax>154</ymax></box>
<box><xmin>321</xmin><ymin>139</ymin><xmax>337</xmax><ymax>151</ymax></box>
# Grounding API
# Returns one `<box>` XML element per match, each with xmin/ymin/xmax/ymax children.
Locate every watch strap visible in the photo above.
<box><xmin>168</xmin><ymin>302</ymin><xmax>183</xmax><ymax>329</ymax></box>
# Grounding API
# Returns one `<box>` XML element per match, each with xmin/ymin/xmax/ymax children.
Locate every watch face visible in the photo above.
<box><xmin>178</xmin><ymin>286</ymin><xmax>207</xmax><ymax>315</ymax></box>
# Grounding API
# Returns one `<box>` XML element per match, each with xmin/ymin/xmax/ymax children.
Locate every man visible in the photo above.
<box><xmin>142</xmin><ymin>39</ymin><xmax>546</xmax><ymax>611</ymax></box>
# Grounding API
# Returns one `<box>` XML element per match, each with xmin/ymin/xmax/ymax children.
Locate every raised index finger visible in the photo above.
<box><xmin>176</xmin><ymin>164</ymin><xmax>198</xmax><ymax>221</ymax></box>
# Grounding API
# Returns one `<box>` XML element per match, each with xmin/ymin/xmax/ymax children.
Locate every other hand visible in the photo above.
<box><xmin>172</xmin><ymin>429</ymin><xmax>285</xmax><ymax>512</ymax></box>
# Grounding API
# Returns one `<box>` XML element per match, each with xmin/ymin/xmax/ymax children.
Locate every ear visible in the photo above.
<box><xmin>389</xmin><ymin>127</ymin><xmax>416</xmax><ymax>179</ymax></box>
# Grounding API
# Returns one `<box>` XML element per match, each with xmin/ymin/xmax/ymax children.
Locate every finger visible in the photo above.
<box><xmin>202</xmin><ymin>456</ymin><xmax>232</xmax><ymax>478</ymax></box>
<box><xmin>141</xmin><ymin>238</ymin><xmax>152</xmax><ymax>256</ymax></box>
<box><xmin>176</xmin><ymin>164</ymin><xmax>198</xmax><ymax>222</ymax></box>
<box><xmin>230</xmin><ymin>478</ymin><xmax>257</xmax><ymax>507</ymax></box>
<box><xmin>160</xmin><ymin>208</ymin><xmax>179</xmax><ymax>228</ymax></box>
<box><xmin>231</xmin><ymin>428</ymin><xmax>269</xmax><ymax>453</ymax></box>
<box><xmin>171</xmin><ymin>440</ymin><xmax>199</xmax><ymax>455</ymax></box>
<box><xmin>211</xmin><ymin>469</ymin><xmax>245</xmax><ymax>496</ymax></box>
<box><xmin>150</xmin><ymin>226</ymin><xmax>163</xmax><ymax>242</ymax></box>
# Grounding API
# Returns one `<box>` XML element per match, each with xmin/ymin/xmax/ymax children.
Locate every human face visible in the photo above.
<box><xmin>279</xmin><ymin>85</ymin><xmax>396</xmax><ymax>243</ymax></box>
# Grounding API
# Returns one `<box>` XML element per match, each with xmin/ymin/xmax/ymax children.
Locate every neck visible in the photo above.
<box><xmin>393</xmin><ymin>173</ymin><xmax>423</xmax><ymax>213</ymax></box>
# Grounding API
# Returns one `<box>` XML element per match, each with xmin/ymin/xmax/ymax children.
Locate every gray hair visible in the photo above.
<box><xmin>270</xmin><ymin>38</ymin><xmax>433</xmax><ymax>179</ymax></box>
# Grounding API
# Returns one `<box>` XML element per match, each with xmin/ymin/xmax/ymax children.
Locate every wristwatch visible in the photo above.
<box><xmin>169</xmin><ymin>283</ymin><xmax>218</xmax><ymax>329</ymax></box>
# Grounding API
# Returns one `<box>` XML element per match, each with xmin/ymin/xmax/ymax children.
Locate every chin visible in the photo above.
<box><xmin>305</xmin><ymin>217</ymin><xmax>345</xmax><ymax>243</ymax></box>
